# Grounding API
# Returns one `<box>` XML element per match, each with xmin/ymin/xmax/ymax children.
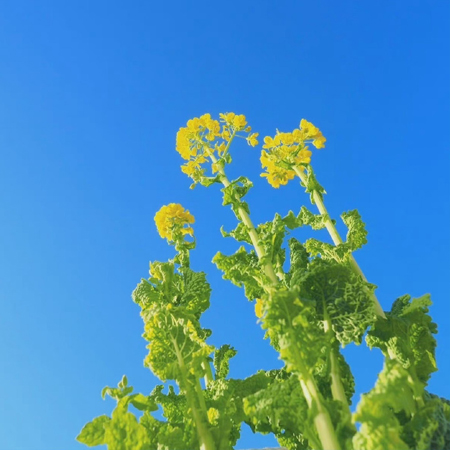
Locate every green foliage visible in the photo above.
<box><xmin>402</xmin><ymin>392</ymin><xmax>450</xmax><ymax>450</ymax></box>
<box><xmin>295</xmin><ymin>258</ymin><xmax>376</xmax><ymax>346</ymax></box>
<box><xmin>366</xmin><ymin>293</ymin><xmax>438</xmax><ymax>384</ymax></box>
<box><xmin>262</xmin><ymin>287</ymin><xmax>329</xmax><ymax>373</ymax></box>
<box><xmin>213</xmin><ymin>247</ymin><xmax>265</xmax><ymax>300</ymax></box>
<box><xmin>77</xmin><ymin>397</ymin><xmax>153</xmax><ymax>450</ymax></box>
<box><xmin>243</xmin><ymin>372</ymin><xmax>317</xmax><ymax>450</ymax></box>
<box><xmin>214</xmin><ymin>345</ymin><xmax>237</xmax><ymax>380</ymax></box>
<box><xmin>301</xmin><ymin>165</ymin><xmax>326</xmax><ymax>205</ymax></box>
<box><xmin>221</xmin><ymin>176</ymin><xmax>252</xmax><ymax>216</ymax></box>
<box><xmin>352</xmin><ymin>359</ymin><xmax>420</xmax><ymax>450</ymax></box>
<box><xmin>341</xmin><ymin>210</ymin><xmax>368</xmax><ymax>252</ymax></box>
<box><xmin>302</xmin><ymin>209</ymin><xmax>369</xmax><ymax>264</ymax></box>
<box><xmin>79</xmin><ymin>114</ymin><xmax>448</xmax><ymax>450</ymax></box>
<box><xmin>77</xmin><ymin>416</ymin><xmax>111</xmax><ymax>447</ymax></box>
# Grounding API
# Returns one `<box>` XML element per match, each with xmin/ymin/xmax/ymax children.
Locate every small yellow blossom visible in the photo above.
<box><xmin>221</xmin><ymin>129</ymin><xmax>231</xmax><ymax>141</ymax></box>
<box><xmin>300</xmin><ymin>119</ymin><xmax>326</xmax><ymax>149</ymax></box>
<box><xmin>176</xmin><ymin>127</ymin><xmax>195</xmax><ymax>160</ymax></box>
<box><xmin>187</xmin><ymin>117</ymin><xmax>202</xmax><ymax>132</ymax></box>
<box><xmin>219</xmin><ymin>112</ymin><xmax>236</xmax><ymax>123</ymax></box>
<box><xmin>149</xmin><ymin>262</ymin><xmax>162</xmax><ymax>280</ymax></box>
<box><xmin>294</xmin><ymin>148</ymin><xmax>312</xmax><ymax>165</ymax></box>
<box><xmin>207</xmin><ymin>408</ymin><xmax>220</xmax><ymax>425</ymax></box>
<box><xmin>154</xmin><ymin>203</ymin><xmax>195</xmax><ymax>241</ymax></box>
<box><xmin>255</xmin><ymin>298</ymin><xmax>264</xmax><ymax>318</ymax></box>
<box><xmin>233</xmin><ymin>114</ymin><xmax>247</xmax><ymax>130</ymax></box>
<box><xmin>312</xmin><ymin>134</ymin><xmax>326</xmax><ymax>149</ymax></box>
<box><xmin>247</xmin><ymin>132</ymin><xmax>259</xmax><ymax>147</ymax></box>
<box><xmin>215</xmin><ymin>142</ymin><xmax>226</xmax><ymax>155</ymax></box>
<box><xmin>263</xmin><ymin>136</ymin><xmax>274</xmax><ymax>149</ymax></box>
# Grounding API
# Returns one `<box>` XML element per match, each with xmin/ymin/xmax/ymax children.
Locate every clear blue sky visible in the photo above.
<box><xmin>0</xmin><ymin>1</ymin><xmax>449</xmax><ymax>449</ymax></box>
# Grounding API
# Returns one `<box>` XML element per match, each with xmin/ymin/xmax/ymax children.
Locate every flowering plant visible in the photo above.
<box><xmin>78</xmin><ymin>113</ymin><xmax>449</xmax><ymax>450</ymax></box>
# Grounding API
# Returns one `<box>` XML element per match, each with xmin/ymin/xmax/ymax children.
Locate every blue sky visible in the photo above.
<box><xmin>0</xmin><ymin>1</ymin><xmax>449</xmax><ymax>449</ymax></box>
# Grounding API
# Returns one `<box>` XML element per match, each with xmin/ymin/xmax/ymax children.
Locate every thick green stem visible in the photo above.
<box><xmin>173</xmin><ymin>340</ymin><xmax>215</xmax><ymax>450</ymax></box>
<box><xmin>300</xmin><ymin>377</ymin><xmax>342</xmax><ymax>450</ymax></box>
<box><xmin>279</xmin><ymin>296</ymin><xmax>341</xmax><ymax>450</ymax></box>
<box><xmin>293</xmin><ymin>165</ymin><xmax>386</xmax><ymax>319</ymax></box>
<box><xmin>202</xmin><ymin>359</ymin><xmax>214</xmax><ymax>386</ymax></box>
<box><xmin>323</xmin><ymin>313</ymin><xmax>350</xmax><ymax>408</ymax></box>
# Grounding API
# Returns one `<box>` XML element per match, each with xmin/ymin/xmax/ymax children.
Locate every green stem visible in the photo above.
<box><xmin>280</xmin><ymin>296</ymin><xmax>341</xmax><ymax>450</ymax></box>
<box><xmin>300</xmin><ymin>377</ymin><xmax>342</xmax><ymax>450</ymax></box>
<box><xmin>293</xmin><ymin>165</ymin><xmax>386</xmax><ymax>319</ymax></box>
<box><xmin>323</xmin><ymin>311</ymin><xmax>350</xmax><ymax>409</ymax></box>
<box><xmin>207</xmin><ymin>151</ymin><xmax>279</xmax><ymax>285</ymax></box>
<box><xmin>202</xmin><ymin>359</ymin><xmax>214</xmax><ymax>386</ymax></box>
<box><xmin>173</xmin><ymin>339</ymin><xmax>215</xmax><ymax>450</ymax></box>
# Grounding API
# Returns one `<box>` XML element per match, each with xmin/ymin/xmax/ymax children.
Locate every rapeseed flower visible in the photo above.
<box><xmin>247</xmin><ymin>132</ymin><xmax>259</xmax><ymax>147</ymax></box>
<box><xmin>300</xmin><ymin>119</ymin><xmax>326</xmax><ymax>149</ymax></box>
<box><xmin>154</xmin><ymin>203</ymin><xmax>195</xmax><ymax>242</ymax></box>
<box><xmin>255</xmin><ymin>298</ymin><xmax>264</xmax><ymax>318</ymax></box>
<box><xmin>176</xmin><ymin>113</ymin><xmax>257</xmax><ymax>183</ymax></box>
<box><xmin>260</xmin><ymin>119</ymin><xmax>325</xmax><ymax>188</ymax></box>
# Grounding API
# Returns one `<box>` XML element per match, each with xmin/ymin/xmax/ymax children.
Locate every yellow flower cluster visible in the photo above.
<box><xmin>176</xmin><ymin>113</ymin><xmax>259</xmax><ymax>179</ymax></box>
<box><xmin>176</xmin><ymin>113</ymin><xmax>221</xmax><ymax>161</ymax></box>
<box><xmin>260</xmin><ymin>119</ymin><xmax>326</xmax><ymax>188</ymax></box>
<box><xmin>154</xmin><ymin>203</ymin><xmax>195</xmax><ymax>241</ymax></box>
<box><xmin>255</xmin><ymin>298</ymin><xmax>264</xmax><ymax>318</ymax></box>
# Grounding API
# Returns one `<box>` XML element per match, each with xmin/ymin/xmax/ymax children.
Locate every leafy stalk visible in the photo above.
<box><xmin>277</xmin><ymin>290</ymin><xmax>343</xmax><ymax>450</ymax></box>
<box><xmin>172</xmin><ymin>338</ymin><xmax>216</xmax><ymax>450</ymax></box>
<box><xmin>323</xmin><ymin>308</ymin><xmax>349</xmax><ymax>406</ymax></box>
<box><xmin>292</xmin><ymin>165</ymin><xmax>385</xmax><ymax>319</ymax></box>
<box><xmin>207</xmin><ymin>149</ymin><xmax>279</xmax><ymax>285</ymax></box>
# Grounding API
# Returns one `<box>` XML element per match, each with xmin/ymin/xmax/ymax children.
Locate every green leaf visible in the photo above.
<box><xmin>298</xmin><ymin>205</ymin><xmax>330</xmax><ymax>230</ymax></box>
<box><xmin>262</xmin><ymin>287</ymin><xmax>328</xmax><ymax>373</ymax></box>
<box><xmin>118</xmin><ymin>375</ymin><xmax>128</xmax><ymax>389</ymax></box>
<box><xmin>287</xmin><ymin>238</ymin><xmax>309</xmax><ymax>288</ymax></box>
<box><xmin>179</xmin><ymin>267</ymin><xmax>211</xmax><ymax>315</ymax></box>
<box><xmin>220</xmin><ymin>222</ymin><xmax>252</xmax><ymax>245</ymax></box>
<box><xmin>132</xmin><ymin>278</ymin><xmax>162</xmax><ymax>309</ymax></box>
<box><xmin>243</xmin><ymin>373</ymin><xmax>317</xmax><ymax>450</ymax></box>
<box><xmin>255</xmin><ymin>213</ymin><xmax>287</xmax><ymax>273</ymax></box>
<box><xmin>341</xmin><ymin>210</ymin><xmax>368</xmax><ymax>252</ymax></box>
<box><xmin>76</xmin><ymin>415</ymin><xmax>110</xmax><ymax>447</ymax></box>
<box><xmin>199</xmin><ymin>174</ymin><xmax>222</xmax><ymax>187</ymax></box>
<box><xmin>213</xmin><ymin>247</ymin><xmax>265</xmax><ymax>300</ymax></box>
<box><xmin>213</xmin><ymin>345</ymin><xmax>237</xmax><ymax>380</ymax></box>
<box><xmin>402</xmin><ymin>392</ymin><xmax>450</xmax><ymax>450</ymax></box>
<box><xmin>301</xmin><ymin>165</ymin><xmax>326</xmax><ymax>205</ymax></box>
<box><xmin>353</xmin><ymin>359</ymin><xmax>423</xmax><ymax>450</ymax></box>
<box><xmin>101</xmin><ymin>377</ymin><xmax>134</xmax><ymax>401</ymax></box>
<box><xmin>103</xmin><ymin>400</ymin><xmax>153</xmax><ymax>450</ymax></box>
<box><xmin>221</xmin><ymin>176</ymin><xmax>253</xmax><ymax>216</ymax></box>
<box><xmin>296</xmin><ymin>258</ymin><xmax>376</xmax><ymax>346</ymax></box>
<box><xmin>366</xmin><ymin>293</ymin><xmax>438</xmax><ymax>384</ymax></box>
<box><xmin>130</xmin><ymin>393</ymin><xmax>158</xmax><ymax>412</ymax></box>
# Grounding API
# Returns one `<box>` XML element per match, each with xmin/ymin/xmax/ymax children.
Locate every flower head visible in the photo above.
<box><xmin>154</xmin><ymin>203</ymin><xmax>195</xmax><ymax>242</ymax></box>
<box><xmin>176</xmin><ymin>113</ymin><xmax>258</xmax><ymax>184</ymax></box>
<box><xmin>260</xmin><ymin>119</ymin><xmax>325</xmax><ymax>188</ymax></box>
